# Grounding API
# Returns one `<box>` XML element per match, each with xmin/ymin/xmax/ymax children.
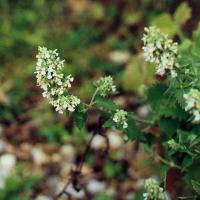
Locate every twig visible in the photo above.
<box><xmin>100</xmin><ymin>132</ymin><xmax>110</xmax><ymax>155</ymax></box>
<box><xmin>54</xmin><ymin>131</ymin><xmax>97</xmax><ymax>199</ymax></box>
<box><xmin>54</xmin><ymin>178</ymin><xmax>71</xmax><ymax>200</ymax></box>
<box><xmin>76</xmin><ymin>131</ymin><xmax>96</xmax><ymax>172</ymax></box>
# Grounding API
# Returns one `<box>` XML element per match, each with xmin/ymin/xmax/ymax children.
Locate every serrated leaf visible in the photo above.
<box><xmin>151</xmin><ymin>13</ymin><xmax>178</xmax><ymax>37</ymax></box>
<box><xmin>174</xmin><ymin>2</ymin><xmax>191</xmax><ymax>26</ymax></box>
<box><xmin>95</xmin><ymin>97</ymin><xmax>118</xmax><ymax>111</ymax></box>
<box><xmin>182</xmin><ymin>156</ymin><xmax>193</xmax><ymax>169</ymax></box>
<box><xmin>158</xmin><ymin>118</ymin><xmax>180</xmax><ymax>135</ymax></box>
<box><xmin>191</xmin><ymin>180</ymin><xmax>200</xmax><ymax>195</ymax></box>
<box><xmin>174</xmin><ymin>89</ymin><xmax>186</xmax><ymax>109</ymax></box>
<box><xmin>147</xmin><ymin>84</ymin><xmax>187</xmax><ymax>120</ymax></box>
<box><xmin>74</xmin><ymin>111</ymin><xmax>87</xmax><ymax>130</ymax></box>
<box><xmin>103</xmin><ymin>119</ymin><xmax>115</xmax><ymax>128</ymax></box>
<box><xmin>125</xmin><ymin>115</ymin><xmax>144</xmax><ymax>141</ymax></box>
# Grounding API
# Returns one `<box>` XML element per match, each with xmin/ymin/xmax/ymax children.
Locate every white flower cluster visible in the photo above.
<box><xmin>142</xmin><ymin>26</ymin><xmax>178</xmax><ymax>77</ymax></box>
<box><xmin>35</xmin><ymin>46</ymin><xmax>80</xmax><ymax>113</ymax></box>
<box><xmin>113</xmin><ymin>109</ymin><xmax>128</xmax><ymax>129</ymax></box>
<box><xmin>143</xmin><ymin>178</ymin><xmax>167</xmax><ymax>200</ymax></box>
<box><xmin>183</xmin><ymin>89</ymin><xmax>200</xmax><ymax>123</ymax></box>
<box><xmin>167</xmin><ymin>139</ymin><xmax>180</xmax><ymax>150</ymax></box>
<box><xmin>94</xmin><ymin>76</ymin><xmax>116</xmax><ymax>97</ymax></box>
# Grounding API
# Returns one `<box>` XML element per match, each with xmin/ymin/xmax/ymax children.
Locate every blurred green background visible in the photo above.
<box><xmin>0</xmin><ymin>0</ymin><xmax>199</xmax><ymax>199</ymax></box>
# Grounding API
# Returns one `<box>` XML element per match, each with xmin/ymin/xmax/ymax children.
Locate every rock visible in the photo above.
<box><xmin>0</xmin><ymin>154</ymin><xmax>16</xmax><ymax>189</ymax></box>
<box><xmin>51</xmin><ymin>153</ymin><xmax>62</xmax><ymax>163</ymax></box>
<box><xmin>66</xmin><ymin>183</ymin><xmax>85</xmax><ymax>199</ymax></box>
<box><xmin>108</xmin><ymin>130</ymin><xmax>122</xmax><ymax>149</ymax></box>
<box><xmin>35</xmin><ymin>195</ymin><xmax>52</xmax><ymax>200</ymax></box>
<box><xmin>109</xmin><ymin>50</ymin><xmax>131</xmax><ymax>64</ymax></box>
<box><xmin>60</xmin><ymin>145</ymin><xmax>75</xmax><ymax>162</ymax></box>
<box><xmin>137</xmin><ymin>105</ymin><xmax>150</xmax><ymax>118</ymax></box>
<box><xmin>0</xmin><ymin>140</ymin><xmax>6</xmax><ymax>153</ymax></box>
<box><xmin>86</xmin><ymin>179</ymin><xmax>106</xmax><ymax>194</ymax></box>
<box><xmin>48</xmin><ymin>176</ymin><xmax>64</xmax><ymax>195</ymax></box>
<box><xmin>0</xmin><ymin>124</ymin><xmax>4</xmax><ymax>134</ymax></box>
<box><xmin>91</xmin><ymin>134</ymin><xmax>105</xmax><ymax>149</ymax></box>
<box><xmin>134</xmin><ymin>179</ymin><xmax>145</xmax><ymax>190</ymax></box>
<box><xmin>0</xmin><ymin>154</ymin><xmax>16</xmax><ymax>170</ymax></box>
<box><xmin>31</xmin><ymin>147</ymin><xmax>48</xmax><ymax>165</ymax></box>
<box><xmin>126</xmin><ymin>192</ymin><xmax>135</xmax><ymax>200</ymax></box>
<box><xmin>60</xmin><ymin>161</ymin><xmax>71</xmax><ymax>177</ymax></box>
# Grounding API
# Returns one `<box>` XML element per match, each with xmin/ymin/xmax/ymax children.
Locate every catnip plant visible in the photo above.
<box><xmin>35</xmin><ymin>24</ymin><xmax>200</xmax><ymax>199</ymax></box>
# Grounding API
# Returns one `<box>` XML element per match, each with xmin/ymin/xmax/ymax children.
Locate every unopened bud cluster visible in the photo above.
<box><xmin>35</xmin><ymin>47</ymin><xmax>80</xmax><ymax>113</ymax></box>
<box><xmin>184</xmin><ymin>89</ymin><xmax>200</xmax><ymax>123</ymax></box>
<box><xmin>143</xmin><ymin>178</ymin><xmax>167</xmax><ymax>200</ymax></box>
<box><xmin>113</xmin><ymin>109</ymin><xmax>128</xmax><ymax>129</ymax></box>
<box><xmin>142</xmin><ymin>26</ymin><xmax>178</xmax><ymax>77</ymax></box>
<box><xmin>94</xmin><ymin>76</ymin><xmax>116</xmax><ymax>97</ymax></box>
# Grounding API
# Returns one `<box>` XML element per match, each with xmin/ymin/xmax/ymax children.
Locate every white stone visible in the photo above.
<box><xmin>31</xmin><ymin>147</ymin><xmax>47</xmax><ymax>165</ymax></box>
<box><xmin>109</xmin><ymin>50</ymin><xmax>131</xmax><ymax>64</ymax></box>
<box><xmin>0</xmin><ymin>140</ymin><xmax>6</xmax><ymax>153</ymax></box>
<box><xmin>0</xmin><ymin>154</ymin><xmax>16</xmax><ymax>189</ymax></box>
<box><xmin>66</xmin><ymin>183</ymin><xmax>85</xmax><ymax>198</ymax></box>
<box><xmin>86</xmin><ymin>179</ymin><xmax>106</xmax><ymax>194</ymax></box>
<box><xmin>35</xmin><ymin>195</ymin><xmax>52</xmax><ymax>200</ymax></box>
<box><xmin>137</xmin><ymin>105</ymin><xmax>150</xmax><ymax>118</ymax></box>
<box><xmin>91</xmin><ymin>134</ymin><xmax>105</xmax><ymax>149</ymax></box>
<box><xmin>0</xmin><ymin>154</ymin><xmax>16</xmax><ymax>170</ymax></box>
<box><xmin>108</xmin><ymin>131</ymin><xmax>122</xmax><ymax>148</ymax></box>
<box><xmin>60</xmin><ymin>145</ymin><xmax>75</xmax><ymax>162</ymax></box>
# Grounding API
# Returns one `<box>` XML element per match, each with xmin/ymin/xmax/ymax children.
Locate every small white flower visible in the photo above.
<box><xmin>184</xmin><ymin>89</ymin><xmax>200</xmax><ymax>123</ymax></box>
<box><xmin>113</xmin><ymin>109</ymin><xmax>128</xmax><ymax>129</ymax></box>
<box><xmin>35</xmin><ymin>46</ymin><xmax>80</xmax><ymax>113</ymax></box>
<box><xmin>167</xmin><ymin>139</ymin><xmax>180</xmax><ymax>150</ymax></box>
<box><xmin>143</xmin><ymin>178</ymin><xmax>167</xmax><ymax>200</ymax></box>
<box><xmin>142</xmin><ymin>26</ymin><xmax>178</xmax><ymax>77</ymax></box>
<box><xmin>94</xmin><ymin>75</ymin><xmax>116</xmax><ymax>97</ymax></box>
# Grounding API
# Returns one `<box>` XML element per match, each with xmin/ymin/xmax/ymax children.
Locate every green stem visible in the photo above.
<box><xmin>82</xmin><ymin>102</ymin><xmax>91</xmax><ymax>108</ymax></box>
<box><xmin>82</xmin><ymin>89</ymin><xmax>99</xmax><ymax>111</ymax></box>
<box><xmin>178</xmin><ymin>196</ymin><xmax>198</xmax><ymax>199</ymax></box>
<box><xmin>83</xmin><ymin>90</ymin><xmax>154</xmax><ymax>127</ymax></box>
<box><xmin>133</xmin><ymin>116</ymin><xmax>154</xmax><ymax>125</ymax></box>
<box><xmin>89</xmin><ymin>89</ymin><xmax>99</xmax><ymax>107</ymax></box>
<box><xmin>156</xmin><ymin>154</ymin><xmax>182</xmax><ymax>170</ymax></box>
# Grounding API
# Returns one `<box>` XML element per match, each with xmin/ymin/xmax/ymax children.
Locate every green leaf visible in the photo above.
<box><xmin>95</xmin><ymin>97</ymin><xmax>118</xmax><ymax>111</ymax></box>
<box><xmin>174</xmin><ymin>2</ymin><xmax>191</xmax><ymax>26</ymax></box>
<box><xmin>125</xmin><ymin>115</ymin><xmax>144</xmax><ymax>141</ymax></box>
<box><xmin>151</xmin><ymin>13</ymin><xmax>178</xmax><ymax>37</ymax></box>
<box><xmin>74</xmin><ymin>111</ymin><xmax>87</xmax><ymax>130</ymax></box>
<box><xmin>147</xmin><ymin>84</ymin><xmax>187</xmax><ymax>120</ymax></box>
<box><xmin>191</xmin><ymin>180</ymin><xmax>200</xmax><ymax>195</ymax></box>
<box><xmin>158</xmin><ymin>118</ymin><xmax>180</xmax><ymax>135</ymax></box>
<box><xmin>103</xmin><ymin>160</ymin><xmax>125</xmax><ymax>180</ymax></box>
<box><xmin>174</xmin><ymin>88</ymin><xmax>187</xmax><ymax>109</ymax></box>
<box><xmin>103</xmin><ymin>119</ymin><xmax>115</xmax><ymax>128</ymax></box>
<box><xmin>182</xmin><ymin>156</ymin><xmax>193</xmax><ymax>169</ymax></box>
<box><xmin>122</xmin><ymin>56</ymin><xmax>155</xmax><ymax>92</ymax></box>
<box><xmin>93</xmin><ymin>193</ymin><xmax>113</xmax><ymax>200</ymax></box>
